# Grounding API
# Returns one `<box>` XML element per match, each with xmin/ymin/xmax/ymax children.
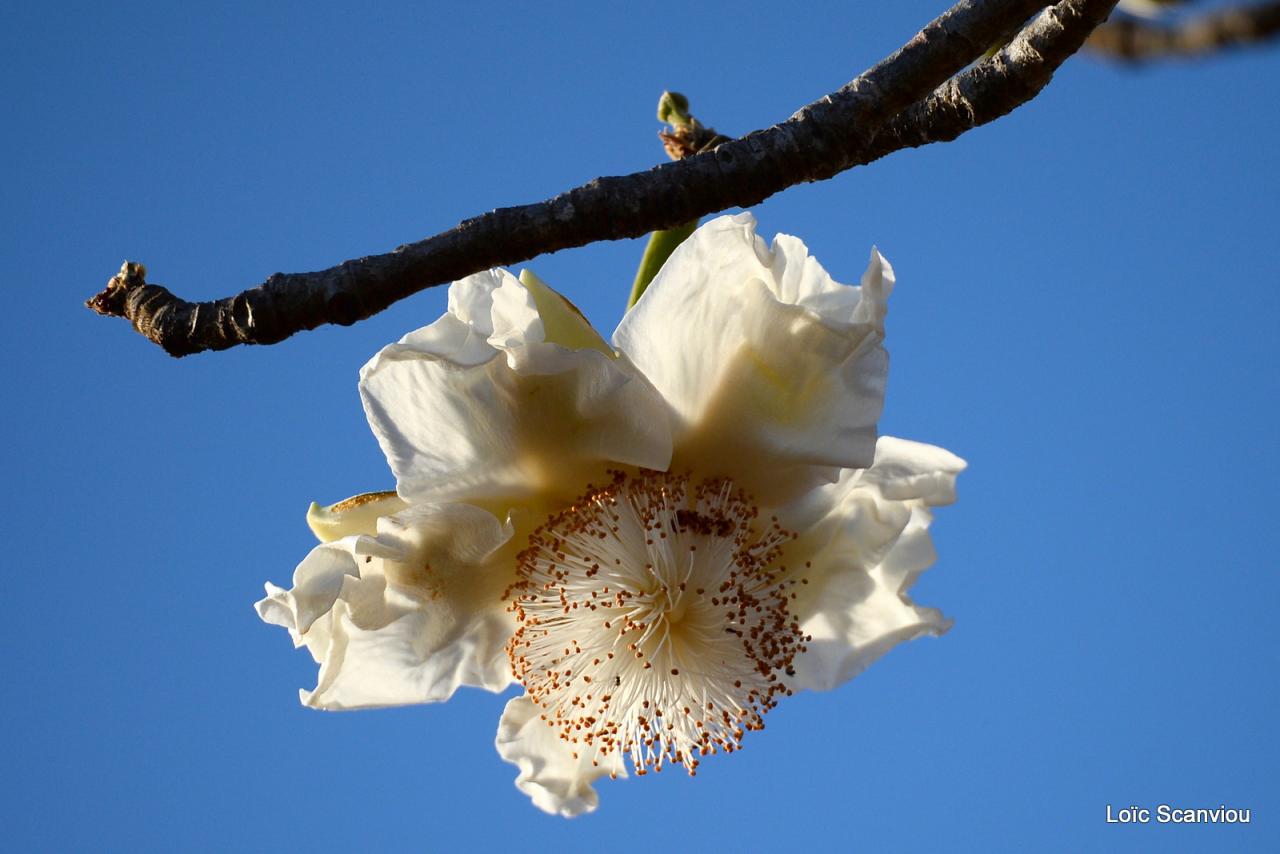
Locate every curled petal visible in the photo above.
<box><xmin>256</xmin><ymin>503</ymin><xmax>518</xmax><ymax>708</ymax></box>
<box><xmin>495</xmin><ymin>695</ymin><xmax>626</xmax><ymax>817</ymax></box>
<box><xmin>306</xmin><ymin>491</ymin><xmax>408</xmax><ymax>542</ymax></box>
<box><xmin>785</xmin><ymin>436</ymin><xmax>966</xmax><ymax>560</ymax></box>
<box><xmin>360</xmin><ymin>269</ymin><xmax>672</xmax><ymax>507</ymax></box>
<box><xmin>854</xmin><ymin>436</ymin><xmax>964</xmax><ymax>505</ymax></box>
<box><xmin>791</xmin><ymin>505</ymin><xmax>952</xmax><ymax>692</ymax></box>
<box><xmin>614</xmin><ymin>213</ymin><xmax>892</xmax><ymax>502</ymax></box>
<box><xmin>256</xmin><ymin>534</ymin><xmax>404</xmax><ymax>660</ymax></box>
<box><xmin>784</xmin><ymin>437</ymin><xmax>966</xmax><ymax>692</ymax></box>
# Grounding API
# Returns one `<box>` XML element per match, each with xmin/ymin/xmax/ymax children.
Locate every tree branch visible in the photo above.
<box><xmin>1088</xmin><ymin>1</ymin><xmax>1280</xmax><ymax>60</ymax></box>
<box><xmin>865</xmin><ymin>2</ymin><xmax>1117</xmax><ymax>162</ymax></box>
<box><xmin>88</xmin><ymin>0</ymin><xmax>1117</xmax><ymax>357</ymax></box>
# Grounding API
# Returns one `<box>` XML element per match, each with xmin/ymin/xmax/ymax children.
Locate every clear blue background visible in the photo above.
<box><xmin>4</xmin><ymin>1</ymin><xmax>1277</xmax><ymax>851</ymax></box>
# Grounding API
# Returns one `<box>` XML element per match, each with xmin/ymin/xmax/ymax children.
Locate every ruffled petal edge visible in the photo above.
<box><xmin>495</xmin><ymin>695</ymin><xmax>626</xmax><ymax>817</ymax></box>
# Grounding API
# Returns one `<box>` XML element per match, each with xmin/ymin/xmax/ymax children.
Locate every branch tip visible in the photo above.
<box><xmin>86</xmin><ymin>260</ymin><xmax>149</xmax><ymax>317</ymax></box>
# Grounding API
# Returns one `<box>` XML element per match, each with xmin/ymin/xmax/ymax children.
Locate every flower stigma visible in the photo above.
<box><xmin>506</xmin><ymin>470</ymin><xmax>810</xmax><ymax>777</ymax></box>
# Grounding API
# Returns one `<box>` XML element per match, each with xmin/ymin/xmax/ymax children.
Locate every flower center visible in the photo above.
<box><xmin>506</xmin><ymin>470</ymin><xmax>808</xmax><ymax>776</ymax></box>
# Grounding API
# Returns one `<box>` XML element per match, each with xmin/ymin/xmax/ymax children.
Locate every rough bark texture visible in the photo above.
<box><xmin>866</xmin><ymin>3</ymin><xmax>1116</xmax><ymax>162</ymax></box>
<box><xmin>88</xmin><ymin>0</ymin><xmax>1118</xmax><ymax>357</ymax></box>
<box><xmin>1088</xmin><ymin>1</ymin><xmax>1280</xmax><ymax>60</ymax></box>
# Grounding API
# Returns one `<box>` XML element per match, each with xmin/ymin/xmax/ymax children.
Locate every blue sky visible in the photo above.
<box><xmin>3</xmin><ymin>1</ymin><xmax>1277</xmax><ymax>851</ymax></box>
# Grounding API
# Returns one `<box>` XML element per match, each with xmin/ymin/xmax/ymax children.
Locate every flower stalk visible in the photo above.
<box><xmin>626</xmin><ymin>91</ymin><xmax>728</xmax><ymax>308</ymax></box>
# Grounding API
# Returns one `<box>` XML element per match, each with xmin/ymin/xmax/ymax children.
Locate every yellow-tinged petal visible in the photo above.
<box><xmin>518</xmin><ymin>269</ymin><xmax>614</xmax><ymax>356</ymax></box>
<box><xmin>306</xmin><ymin>491</ymin><xmax>408</xmax><ymax>542</ymax></box>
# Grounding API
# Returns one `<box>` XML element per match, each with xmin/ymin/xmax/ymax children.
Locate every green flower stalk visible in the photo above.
<box><xmin>627</xmin><ymin>91</ymin><xmax>728</xmax><ymax>308</ymax></box>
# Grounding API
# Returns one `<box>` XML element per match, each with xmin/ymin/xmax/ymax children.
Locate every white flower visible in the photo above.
<box><xmin>256</xmin><ymin>213</ymin><xmax>965</xmax><ymax>816</ymax></box>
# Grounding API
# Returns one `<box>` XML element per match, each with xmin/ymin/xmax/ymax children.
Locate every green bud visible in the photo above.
<box><xmin>657</xmin><ymin>91</ymin><xmax>692</xmax><ymax>127</ymax></box>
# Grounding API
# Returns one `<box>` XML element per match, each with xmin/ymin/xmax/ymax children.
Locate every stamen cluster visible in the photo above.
<box><xmin>506</xmin><ymin>470</ymin><xmax>809</xmax><ymax>776</ymax></box>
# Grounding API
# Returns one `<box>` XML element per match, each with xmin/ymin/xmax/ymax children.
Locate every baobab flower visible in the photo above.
<box><xmin>257</xmin><ymin>213</ymin><xmax>964</xmax><ymax>816</ymax></box>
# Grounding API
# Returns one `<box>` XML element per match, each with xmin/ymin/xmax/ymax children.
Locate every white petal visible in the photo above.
<box><xmin>451</xmin><ymin>268</ymin><xmax>544</xmax><ymax>357</ymax></box>
<box><xmin>495</xmin><ymin>695</ymin><xmax>626</xmax><ymax>817</ymax></box>
<box><xmin>783</xmin><ymin>436</ymin><xmax>966</xmax><ymax>554</ymax></box>
<box><xmin>855</xmin><ymin>436</ymin><xmax>965</xmax><ymax>504</ymax></box>
<box><xmin>255</xmin><ymin>534</ymin><xmax>404</xmax><ymax>659</ymax></box>
<box><xmin>791</xmin><ymin>506</ymin><xmax>952</xmax><ymax>692</ymax></box>
<box><xmin>304</xmin><ymin>580</ymin><xmax>513</xmax><ymax>709</ymax></box>
<box><xmin>360</xmin><ymin>270</ymin><xmax>672</xmax><ymax>506</ymax></box>
<box><xmin>614</xmin><ymin>213</ymin><xmax>891</xmax><ymax>501</ymax></box>
<box><xmin>782</xmin><ymin>436</ymin><xmax>965</xmax><ymax>692</ymax></box>
<box><xmin>257</xmin><ymin>503</ymin><xmax>518</xmax><ymax>708</ymax></box>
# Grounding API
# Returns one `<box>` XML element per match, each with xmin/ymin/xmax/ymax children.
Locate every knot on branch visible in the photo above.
<box><xmin>86</xmin><ymin>260</ymin><xmax>150</xmax><ymax>317</ymax></box>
